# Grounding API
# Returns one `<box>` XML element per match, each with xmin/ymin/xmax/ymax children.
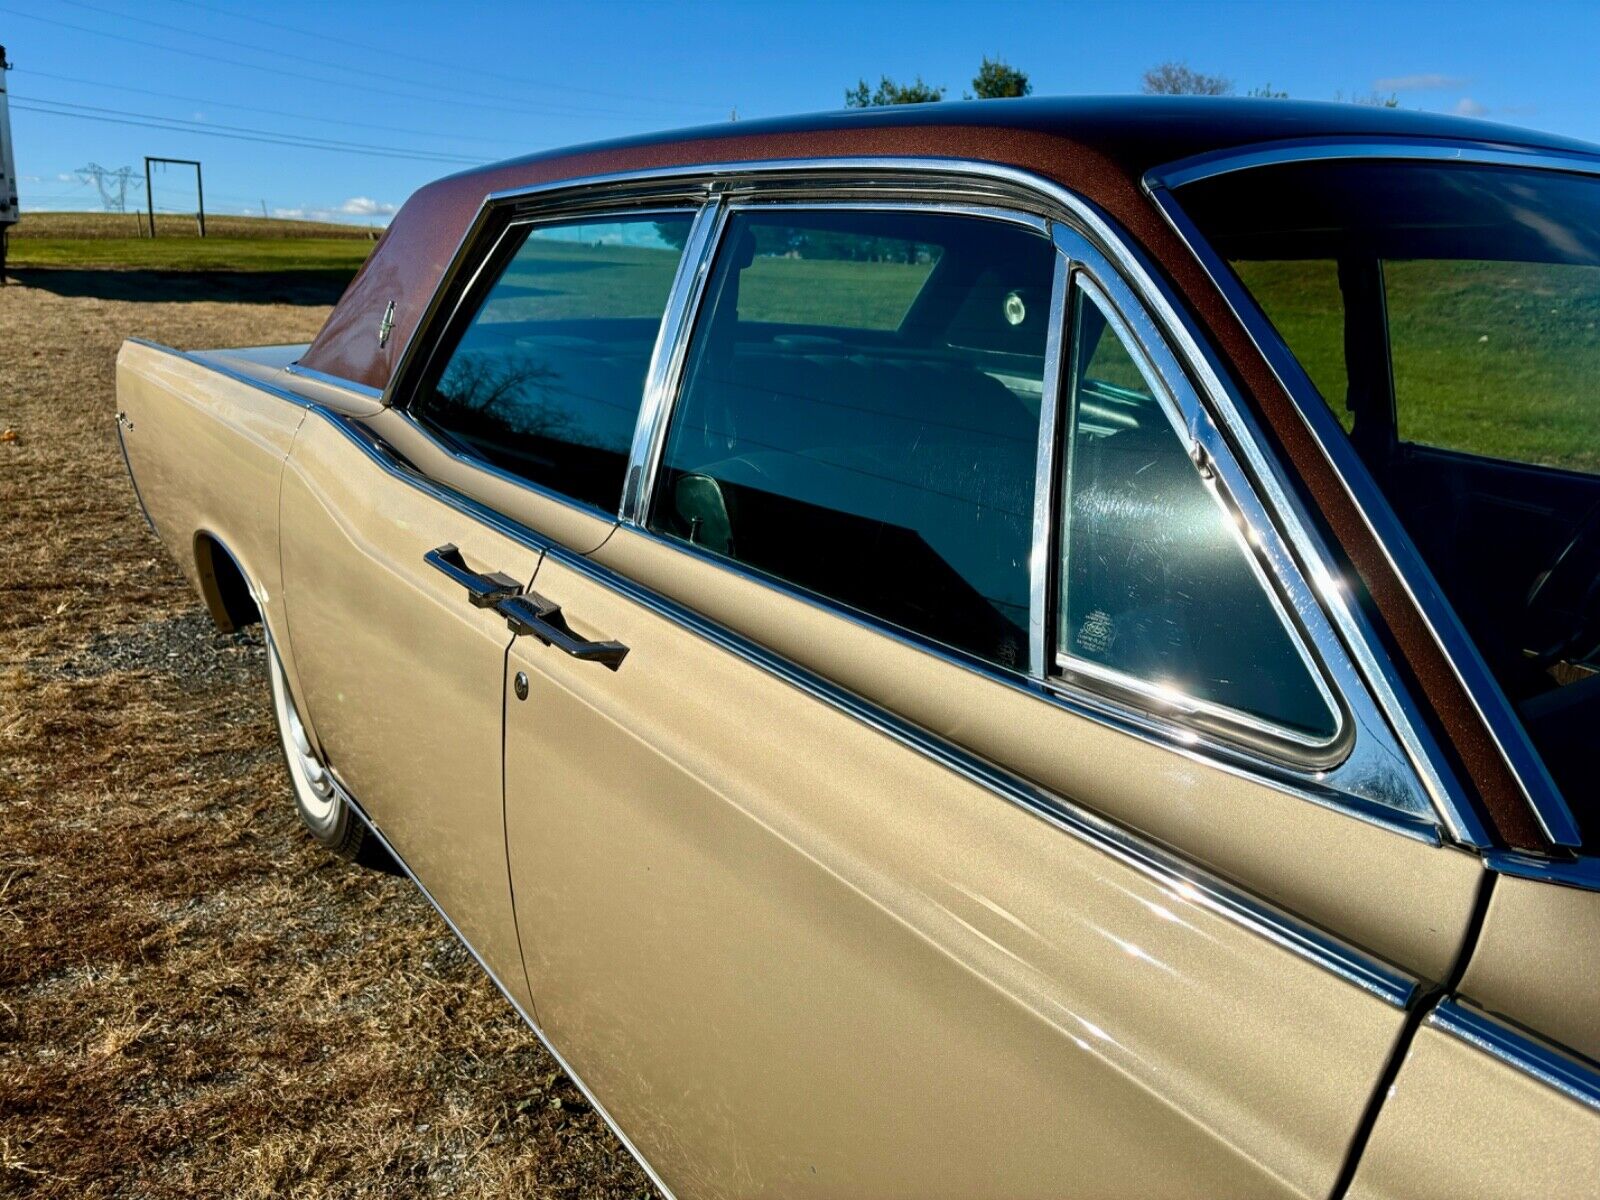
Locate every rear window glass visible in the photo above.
<box><xmin>411</xmin><ymin>213</ymin><xmax>693</xmax><ymax>512</ymax></box>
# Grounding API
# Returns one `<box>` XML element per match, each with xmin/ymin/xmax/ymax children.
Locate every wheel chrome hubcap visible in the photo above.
<box><xmin>269</xmin><ymin>641</ymin><xmax>337</xmax><ymax>827</ymax></box>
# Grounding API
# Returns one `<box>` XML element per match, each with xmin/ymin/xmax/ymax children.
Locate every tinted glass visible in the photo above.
<box><xmin>1386</xmin><ymin>258</ymin><xmax>1600</xmax><ymax>471</ymax></box>
<box><xmin>412</xmin><ymin>213</ymin><xmax>694</xmax><ymax>512</ymax></box>
<box><xmin>1057</xmin><ymin>285</ymin><xmax>1336</xmax><ymax>740</ymax></box>
<box><xmin>650</xmin><ymin>209</ymin><xmax>1056</xmax><ymax>668</ymax></box>
<box><xmin>1178</xmin><ymin>161</ymin><xmax>1600</xmax><ymax>818</ymax></box>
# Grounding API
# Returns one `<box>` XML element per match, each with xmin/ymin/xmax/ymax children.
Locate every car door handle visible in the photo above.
<box><xmin>425</xmin><ymin>543</ymin><xmax>524</xmax><ymax>608</ymax></box>
<box><xmin>497</xmin><ymin>593</ymin><xmax>629</xmax><ymax>669</ymax></box>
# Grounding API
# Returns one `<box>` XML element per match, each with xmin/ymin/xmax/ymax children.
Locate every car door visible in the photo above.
<box><xmin>502</xmin><ymin>198</ymin><xmax>1485</xmax><ymax>1198</ymax></box>
<box><xmin>279</xmin><ymin>207</ymin><xmax>702</xmax><ymax>1008</ymax></box>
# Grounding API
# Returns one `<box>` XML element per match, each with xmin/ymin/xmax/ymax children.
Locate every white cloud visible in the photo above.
<box><xmin>338</xmin><ymin>196</ymin><xmax>397</xmax><ymax>216</ymax></box>
<box><xmin>1375</xmin><ymin>73</ymin><xmax>1467</xmax><ymax>92</ymax></box>
<box><xmin>56</xmin><ymin>172</ymin><xmax>76</xmax><ymax>183</ymax></box>
<box><xmin>268</xmin><ymin>199</ymin><xmax>397</xmax><ymax>225</ymax></box>
<box><xmin>1453</xmin><ymin>97</ymin><xmax>1490</xmax><ymax>117</ymax></box>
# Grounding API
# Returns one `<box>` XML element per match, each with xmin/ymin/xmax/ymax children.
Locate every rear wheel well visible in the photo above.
<box><xmin>193</xmin><ymin>534</ymin><xmax>260</xmax><ymax>632</ymax></box>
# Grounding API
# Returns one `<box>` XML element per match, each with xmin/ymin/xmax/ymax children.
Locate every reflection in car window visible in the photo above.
<box><xmin>412</xmin><ymin>213</ymin><xmax>694</xmax><ymax>512</ymax></box>
<box><xmin>1177</xmin><ymin>160</ymin><xmax>1600</xmax><ymax>822</ymax></box>
<box><xmin>650</xmin><ymin>209</ymin><xmax>1056</xmax><ymax>668</ymax></box>
<box><xmin>1056</xmin><ymin>283</ymin><xmax>1337</xmax><ymax>741</ymax></box>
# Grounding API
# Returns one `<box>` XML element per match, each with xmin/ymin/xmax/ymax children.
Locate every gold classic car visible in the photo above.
<box><xmin>115</xmin><ymin>97</ymin><xmax>1600</xmax><ymax>1198</ymax></box>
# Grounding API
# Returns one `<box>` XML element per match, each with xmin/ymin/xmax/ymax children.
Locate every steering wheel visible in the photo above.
<box><xmin>1523</xmin><ymin>500</ymin><xmax>1600</xmax><ymax>669</ymax></box>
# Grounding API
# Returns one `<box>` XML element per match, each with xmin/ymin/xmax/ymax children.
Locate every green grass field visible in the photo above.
<box><xmin>6</xmin><ymin>211</ymin><xmax>377</xmax><ymax>274</ymax></box>
<box><xmin>1238</xmin><ymin>258</ymin><xmax>1600</xmax><ymax>475</ymax></box>
<box><xmin>10</xmin><ymin>210</ymin><xmax>1595</xmax><ymax>477</ymax></box>
<box><xmin>486</xmin><ymin>235</ymin><xmax>933</xmax><ymax>328</ymax></box>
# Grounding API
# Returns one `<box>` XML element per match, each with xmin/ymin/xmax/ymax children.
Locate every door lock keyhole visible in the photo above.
<box><xmin>513</xmin><ymin>671</ymin><xmax>529</xmax><ymax>701</ymax></box>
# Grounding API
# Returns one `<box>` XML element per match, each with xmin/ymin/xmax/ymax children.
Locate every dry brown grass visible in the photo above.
<box><xmin>0</xmin><ymin>268</ymin><xmax>658</xmax><ymax>1199</ymax></box>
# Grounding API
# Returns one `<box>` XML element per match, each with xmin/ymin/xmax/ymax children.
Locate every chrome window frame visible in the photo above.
<box><xmin>367</xmin><ymin>155</ymin><xmax>1464</xmax><ymax>845</ymax></box>
<box><xmin>392</xmin><ymin>202</ymin><xmax>708</xmax><ymax>527</ymax></box>
<box><xmin>1144</xmin><ymin>137</ymin><xmax>1597</xmax><ymax>851</ymax></box>
<box><xmin>627</xmin><ymin>195</ymin><xmax>1060</xmax><ymax>676</ymax></box>
<box><xmin>634</xmin><ymin>194</ymin><xmax>1352</xmax><ymax>764</ymax></box>
<box><xmin>1053</xmin><ymin>266</ymin><xmax>1343</xmax><ymax>754</ymax></box>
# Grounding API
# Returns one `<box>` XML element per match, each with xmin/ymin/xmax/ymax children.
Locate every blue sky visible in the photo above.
<box><xmin>4</xmin><ymin>0</ymin><xmax>1597</xmax><ymax>226</ymax></box>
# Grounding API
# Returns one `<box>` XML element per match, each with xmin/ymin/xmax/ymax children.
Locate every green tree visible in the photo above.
<box><xmin>1141</xmin><ymin>61</ymin><xmax>1233</xmax><ymax>96</ymax></box>
<box><xmin>968</xmin><ymin>56</ymin><xmax>1031</xmax><ymax>99</ymax></box>
<box><xmin>844</xmin><ymin>75</ymin><xmax>947</xmax><ymax>107</ymax></box>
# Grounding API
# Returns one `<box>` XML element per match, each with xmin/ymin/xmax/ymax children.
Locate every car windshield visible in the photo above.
<box><xmin>1175</xmin><ymin>159</ymin><xmax>1600</xmax><ymax>829</ymax></box>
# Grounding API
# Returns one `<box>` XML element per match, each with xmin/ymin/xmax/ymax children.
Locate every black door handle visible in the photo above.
<box><xmin>497</xmin><ymin>592</ymin><xmax>629</xmax><ymax>669</ymax></box>
<box><xmin>425</xmin><ymin>543</ymin><xmax>524</xmax><ymax>608</ymax></box>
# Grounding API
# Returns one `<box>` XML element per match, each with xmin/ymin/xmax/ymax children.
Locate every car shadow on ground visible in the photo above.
<box><xmin>4</xmin><ymin>267</ymin><xmax>353</xmax><ymax>306</ymax></box>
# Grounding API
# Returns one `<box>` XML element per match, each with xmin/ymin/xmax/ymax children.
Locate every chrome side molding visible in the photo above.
<box><xmin>1428</xmin><ymin>998</ymin><xmax>1600</xmax><ymax>1112</ymax></box>
<box><xmin>283</xmin><ymin>361</ymin><xmax>385</xmax><ymax>401</ymax></box>
<box><xmin>309</xmin><ymin>397</ymin><xmax>1419</xmax><ymax>1011</ymax></box>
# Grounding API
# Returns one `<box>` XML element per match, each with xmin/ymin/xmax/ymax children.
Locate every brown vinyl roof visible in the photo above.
<box><xmin>297</xmin><ymin>95</ymin><xmax>1598</xmax><ymax>392</ymax></box>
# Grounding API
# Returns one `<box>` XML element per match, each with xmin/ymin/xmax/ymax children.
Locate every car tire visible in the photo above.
<box><xmin>266</xmin><ymin>635</ymin><xmax>397</xmax><ymax>873</ymax></box>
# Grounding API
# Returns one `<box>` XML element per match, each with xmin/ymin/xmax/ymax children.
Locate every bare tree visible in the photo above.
<box><xmin>1141</xmin><ymin>62</ymin><xmax>1233</xmax><ymax>96</ymax></box>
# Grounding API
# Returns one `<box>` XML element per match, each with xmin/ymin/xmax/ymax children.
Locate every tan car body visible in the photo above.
<box><xmin>116</xmin><ymin>100</ymin><xmax>1600</xmax><ymax>1198</ymax></box>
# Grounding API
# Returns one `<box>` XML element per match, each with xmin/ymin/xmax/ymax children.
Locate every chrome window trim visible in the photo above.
<box><xmin>1428</xmin><ymin>998</ymin><xmax>1600</xmax><ymax>1112</ymax></box>
<box><xmin>1481</xmin><ymin>848</ymin><xmax>1600</xmax><ymax>891</ymax></box>
<box><xmin>396</xmin><ymin>204</ymin><xmax>705</xmax><ymax>527</ymax></box>
<box><xmin>721</xmin><ymin>196</ymin><xmax>1050</xmax><ymax>233</ymax></box>
<box><xmin>280</xmin><ymin>380</ymin><xmax>1417</xmax><ymax>1009</ymax></box>
<box><xmin>1054</xmin><ymin>266</ymin><xmax>1345</xmax><ymax>758</ymax></box>
<box><xmin>620</xmin><ymin>200</ymin><xmax>726</xmax><ymax>524</ymax></box>
<box><xmin>283</xmin><ymin>362</ymin><xmax>384</xmax><ymax>401</ymax></box>
<box><xmin>366</xmin><ymin>154</ymin><xmax>1460</xmax><ymax>844</ymax></box>
<box><xmin>1144</xmin><ymin>138</ymin><xmax>1592</xmax><ymax>849</ymax></box>
<box><xmin>635</xmin><ymin>193</ymin><xmax>1361</xmax><ymax>771</ymax></box>
<box><xmin>626</xmin><ymin>195</ymin><xmax>1063</xmax><ymax>673</ymax></box>
<box><xmin>1027</xmin><ymin>248</ymin><xmax>1071</xmax><ymax>678</ymax></box>
<box><xmin>1152</xmin><ymin>137</ymin><xmax>1600</xmax><ymax>190</ymax></box>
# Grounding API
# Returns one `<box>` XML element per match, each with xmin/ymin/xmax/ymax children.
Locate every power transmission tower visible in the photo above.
<box><xmin>76</xmin><ymin>162</ymin><xmax>145</xmax><ymax>214</ymax></box>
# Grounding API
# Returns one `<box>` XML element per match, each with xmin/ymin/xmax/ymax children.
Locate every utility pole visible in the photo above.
<box><xmin>0</xmin><ymin>44</ymin><xmax>18</xmax><ymax>283</ymax></box>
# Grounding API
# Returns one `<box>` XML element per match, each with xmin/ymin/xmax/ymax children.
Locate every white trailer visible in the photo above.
<box><xmin>0</xmin><ymin>44</ymin><xmax>17</xmax><ymax>279</ymax></box>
